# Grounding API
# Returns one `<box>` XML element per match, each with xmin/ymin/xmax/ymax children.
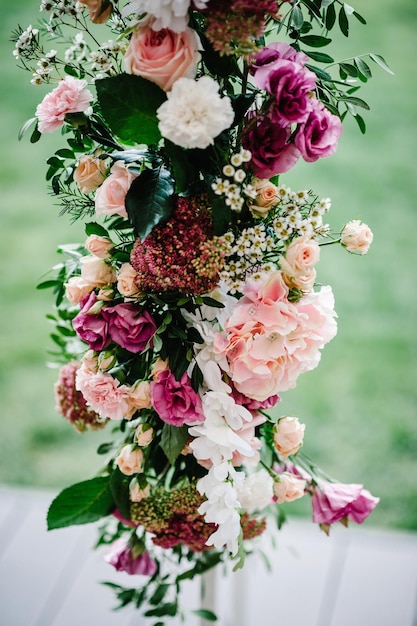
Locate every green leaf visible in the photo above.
<box><xmin>352</xmin><ymin>10</ymin><xmax>366</xmax><ymax>25</ymax></box>
<box><xmin>144</xmin><ymin>602</ymin><xmax>178</xmax><ymax>618</ymax></box>
<box><xmin>18</xmin><ymin>117</ymin><xmax>37</xmax><ymax>141</ymax></box>
<box><xmin>369</xmin><ymin>53</ymin><xmax>394</xmax><ymax>75</ymax></box>
<box><xmin>47</xmin><ymin>476</ymin><xmax>114</xmax><ymax>529</ymax></box>
<box><xmin>85</xmin><ymin>222</ymin><xmax>110</xmax><ymax>237</ymax></box>
<box><xmin>305</xmin><ymin>64</ymin><xmax>332</xmax><ymax>82</ymax></box>
<box><xmin>97</xmin><ymin>442</ymin><xmax>114</xmax><ymax>455</ymax></box>
<box><xmin>149</xmin><ymin>583</ymin><xmax>170</xmax><ymax>606</ymax></box>
<box><xmin>353</xmin><ymin>113</ymin><xmax>366</xmax><ymax>134</ymax></box>
<box><xmin>37</xmin><ymin>280</ymin><xmax>61</xmax><ymax>290</ymax></box>
<box><xmin>321</xmin><ymin>0</ymin><xmax>335</xmax><ymax>8</ymax></box>
<box><xmin>96</xmin><ymin>74</ymin><xmax>165</xmax><ymax>145</ymax></box>
<box><xmin>56</xmin><ymin>148</ymin><xmax>75</xmax><ymax>159</ymax></box>
<box><xmin>325</xmin><ymin>2</ymin><xmax>336</xmax><ymax>30</ymax></box>
<box><xmin>339</xmin><ymin>62</ymin><xmax>358</xmax><ymax>77</ymax></box>
<box><xmin>305</xmin><ymin>51</ymin><xmax>334</xmax><ymax>63</ymax></box>
<box><xmin>355</xmin><ymin>57</ymin><xmax>372</xmax><ymax>79</ymax></box>
<box><xmin>338</xmin><ymin>95</ymin><xmax>370</xmax><ymax>109</ymax></box>
<box><xmin>110</xmin><ymin>468</ymin><xmax>132</xmax><ymax>520</ymax></box>
<box><xmin>30</xmin><ymin>124</ymin><xmax>41</xmax><ymax>144</ymax></box>
<box><xmin>338</xmin><ymin>5</ymin><xmax>349</xmax><ymax>36</ymax></box>
<box><xmin>164</xmin><ymin>140</ymin><xmax>197</xmax><ymax>194</ymax></box>
<box><xmin>160</xmin><ymin>425</ymin><xmax>189</xmax><ymax>464</ymax></box>
<box><xmin>125</xmin><ymin>166</ymin><xmax>175</xmax><ymax>240</ymax></box>
<box><xmin>299</xmin><ymin>35</ymin><xmax>332</xmax><ymax>48</ymax></box>
<box><xmin>290</xmin><ymin>5</ymin><xmax>304</xmax><ymax>30</ymax></box>
<box><xmin>192</xmin><ymin>609</ymin><xmax>218</xmax><ymax>621</ymax></box>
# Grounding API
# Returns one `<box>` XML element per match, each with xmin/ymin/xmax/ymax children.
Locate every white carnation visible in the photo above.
<box><xmin>237</xmin><ymin>469</ymin><xmax>274</xmax><ymax>514</ymax></box>
<box><xmin>156</xmin><ymin>76</ymin><xmax>235</xmax><ymax>149</ymax></box>
<box><xmin>122</xmin><ymin>0</ymin><xmax>210</xmax><ymax>32</ymax></box>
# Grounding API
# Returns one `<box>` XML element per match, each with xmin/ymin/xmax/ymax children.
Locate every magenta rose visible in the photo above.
<box><xmin>251</xmin><ymin>42</ymin><xmax>309</xmax><ymax>89</ymax></box>
<box><xmin>295</xmin><ymin>99</ymin><xmax>343</xmax><ymax>162</ymax></box>
<box><xmin>266</xmin><ymin>60</ymin><xmax>317</xmax><ymax>124</ymax></box>
<box><xmin>232</xmin><ymin>387</ymin><xmax>280</xmax><ymax>411</ymax></box>
<box><xmin>312</xmin><ymin>482</ymin><xmax>379</xmax><ymax>526</ymax></box>
<box><xmin>104</xmin><ymin>538</ymin><xmax>157</xmax><ymax>576</ymax></box>
<box><xmin>72</xmin><ymin>292</ymin><xmax>110</xmax><ymax>351</ymax></box>
<box><xmin>242</xmin><ymin>114</ymin><xmax>300</xmax><ymax>178</ymax></box>
<box><xmin>150</xmin><ymin>369</ymin><xmax>204</xmax><ymax>427</ymax></box>
<box><xmin>103</xmin><ymin>303</ymin><xmax>157</xmax><ymax>353</ymax></box>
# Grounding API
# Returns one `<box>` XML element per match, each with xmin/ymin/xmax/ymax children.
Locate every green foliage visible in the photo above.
<box><xmin>47</xmin><ymin>476</ymin><xmax>114</xmax><ymax>529</ymax></box>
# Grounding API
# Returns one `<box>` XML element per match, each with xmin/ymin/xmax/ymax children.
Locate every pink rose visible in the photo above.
<box><xmin>74</xmin><ymin>153</ymin><xmax>107</xmax><ymax>194</ymax></box>
<box><xmin>36</xmin><ymin>76</ymin><xmax>93</xmax><ymax>133</ymax></box>
<box><xmin>125</xmin><ymin>19</ymin><xmax>200</xmax><ymax>92</ymax></box>
<box><xmin>295</xmin><ymin>99</ymin><xmax>342</xmax><ymax>162</ymax></box>
<box><xmin>84</xmin><ymin>234</ymin><xmax>113</xmax><ymax>258</ymax></box>
<box><xmin>75</xmin><ymin>367</ymin><xmax>130</xmax><ymax>420</ymax></box>
<box><xmin>102</xmin><ymin>303</ymin><xmax>156</xmax><ymax>353</ymax></box>
<box><xmin>116</xmin><ymin>444</ymin><xmax>144</xmax><ymax>475</ymax></box>
<box><xmin>312</xmin><ymin>482</ymin><xmax>379</xmax><ymax>527</ymax></box>
<box><xmin>72</xmin><ymin>292</ymin><xmax>110</xmax><ymax>351</ymax></box>
<box><xmin>94</xmin><ymin>161</ymin><xmax>138</xmax><ymax>218</ymax></box>
<box><xmin>273</xmin><ymin>472</ymin><xmax>306</xmax><ymax>503</ymax></box>
<box><xmin>281</xmin><ymin>236</ymin><xmax>320</xmax><ymax>275</ymax></box>
<box><xmin>117</xmin><ymin>263</ymin><xmax>139</xmax><ymax>297</ymax></box>
<box><xmin>273</xmin><ymin>416</ymin><xmax>305</xmax><ymax>458</ymax></box>
<box><xmin>105</xmin><ymin>538</ymin><xmax>157</xmax><ymax>576</ymax></box>
<box><xmin>341</xmin><ymin>220</ymin><xmax>373</xmax><ymax>254</ymax></box>
<box><xmin>248</xmin><ymin>177</ymin><xmax>279</xmax><ymax>217</ymax></box>
<box><xmin>242</xmin><ymin>114</ymin><xmax>300</xmax><ymax>178</ymax></box>
<box><xmin>150</xmin><ymin>369</ymin><xmax>204</xmax><ymax>426</ymax></box>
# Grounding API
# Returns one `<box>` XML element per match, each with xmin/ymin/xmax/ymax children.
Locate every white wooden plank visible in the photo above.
<box><xmin>330</xmin><ymin>528</ymin><xmax>417</xmax><ymax>626</ymax></box>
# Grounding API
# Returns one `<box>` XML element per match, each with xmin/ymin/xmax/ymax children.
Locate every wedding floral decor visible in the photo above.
<box><xmin>13</xmin><ymin>0</ymin><xmax>390</xmax><ymax>621</ymax></box>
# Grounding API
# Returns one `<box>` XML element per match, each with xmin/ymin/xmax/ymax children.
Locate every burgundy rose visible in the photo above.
<box><xmin>266</xmin><ymin>60</ymin><xmax>317</xmax><ymax>124</ymax></box>
<box><xmin>104</xmin><ymin>538</ymin><xmax>157</xmax><ymax>576</ymax></box>
<box><xmin>103</xmin><ymin>303</ymin><xmax>157</xmax><ymax>353</ymax></box>
<box><xmin>295</xmin><ymin>99</ymin><xmax>343</xmax><ymax>162</ymax></box>
<box><xmin>150</xmin><ymin>369</ymin><xmax>204</xmax><ymax>427</ymax></box>
<box><xmin>72</xmin><ymin>292</ymin><xmax>110</xmax><ymax>351</ymax></box>
<box><xmin>242</xmin><ymin>114</ymin><xmax>300</xmax><ymax>178</ymax></box>
<box><xmin>312</xmin><ymin>482</ymin><xmax>379</xmax><ymax>527</ymax></box>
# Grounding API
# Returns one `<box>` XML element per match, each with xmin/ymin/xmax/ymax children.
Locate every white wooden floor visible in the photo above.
<box><xmin>0</xmin><ymin>485</ymin><xmax>417</xmax><ymax>626</ymax></box>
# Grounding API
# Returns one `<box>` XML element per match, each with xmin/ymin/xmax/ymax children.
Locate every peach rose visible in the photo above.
<box><xmin>81</xmin><ymin>350</ymin><xmax>99</xmax><ymax>373</ymax></box>
<box><xmin>151</xmin><ymin>358</ymin><xmax>169</xmax><ymax>380</ymax></box>
<box><xmin>341</xmin><ymin>220</ymin><xmax>373</xmax><ymax>254</ymax></box>
<box><xmin>117</xmin><ymin>263</ymin><xmax>139</xmax><ymax>297</ymax></box>
<box><xmin>280</xmin><ymin>236</ymin><xmax>320</xmax><ymax>276</ymax></box>
<box><xmin>80</xmin><ymin>256</ymin><xmax>116</xmax><ymax>287</ymax></box>
<box><xmin>85</xmin><ymin>234</ymin><xmax>113</xmax><ymax>258</ymax></box>
<box><xmin>124</xmin><ymin>19</ymin><xmax>200</xmax><ymax>92</ymax></box>
<box><xmin>273</xmin><ymin>416</ymin><xmax>305</xmax><ymax>458</ymax></box>
<box><xmin>74</xmin><ymin>153</ymin><xmax>107</xmax><ymax>194</ymax></box>
<box><xmin>94</xmin><ymin>161</ymin><xmax>138</xmax><ymax>218</ymax></box>
<box><xmin>134</xmin><ymin>422</ymin><xmax>154</xmax><ymax>446</ymax></box>
<box><xmin>273</xmin><ymin>472</ymin><xmax>306</xmax><ymax>504</ymax></box>
<box><xmin>282</xmin><ymin>268</ymin><xmax>317</xmax><ymax>292</ymax></box>
<box><xmin>130</xmin><ymin>480</ymin><xmax>150</xmax><ymax>503</ymax></box>
<box><xmin>125</xmin><ymin>382</ymin><xmax>152</xmax><ymax>419</ymax></box>
<box><xmin>65</xmin><ymin>275</ymin><xmax>93</xmax><ymax>305</ymax></box>
<box><xmin>116</xmin><ymin>444</ymin><xmax>144</xmax><ymax>476</ymax></box>
<box><xmin>249</xmin><ymin>177</ymin><xmax>279</xmax><ymax>217</ymax></box>
<box><xmin>78</xmin><ymin>0</ymin><xmax>113</xmax><ymax>24</ymax></box>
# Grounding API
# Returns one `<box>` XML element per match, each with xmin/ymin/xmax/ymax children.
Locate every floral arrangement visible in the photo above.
<box><xmin>13</xmin><ymin>0</ymin><xmax>390</xmax><ymax>622</ymax></box>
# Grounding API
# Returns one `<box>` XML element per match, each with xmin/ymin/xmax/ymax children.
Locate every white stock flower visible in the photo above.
<box><xmin>156</xmin><ymin>76</ymin><xmax>235</xmax><ymax>149</ymax></box>
<box><xmin>189</xmin><ymin>410</ymin><xmax>254</xmax><ymax>465</ymax></box>
<box><xmin>237</xmin><ymin>469</ymin><xmax>274</xmax><ymax>514</ymax></box>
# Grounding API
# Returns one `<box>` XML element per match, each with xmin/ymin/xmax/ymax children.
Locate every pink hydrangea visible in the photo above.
<box><xmin>150</xmin><ymin>369</ymin><xmax>204</xmax><ymax>426</ymax></box>
<box><xmin>36</xmin><ymin>76</ymin><xmax>93</xmax><ymax>133</ymax></box>
<box><xmin>104</xmin><ymin>538</ymin><xmax>157</xmax><ymax>576</ymax></box>
<box><xmin>215</xmin><ymin>271</ymin><xmax>337</xmax><ymax>401</ymax></box>
<box><xmin>312</xmin><ymin>482</ymin><xmax>379</xmax><ymax>527</ymax></box>
<box><xmin>75</xmin><ymin>367</ymin><xmax>130</xmax><ymax>421</ymax></box>
<box><xmin>103</xmin><ymin>303</ymin><xmax>157</xmax><ymax>353</ymax></box>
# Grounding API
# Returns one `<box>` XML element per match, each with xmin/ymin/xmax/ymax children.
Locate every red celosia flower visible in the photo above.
<box><xmin>130</xmin><ymin>195</ymin><xmax>224</xmax><ymax>295</ymax></box>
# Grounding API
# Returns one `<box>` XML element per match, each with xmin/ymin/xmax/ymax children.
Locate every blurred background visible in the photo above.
<box><xmin>1</xmin><ymin>1</ymin><xmax>416</xmax><ymax>530</ymax></box>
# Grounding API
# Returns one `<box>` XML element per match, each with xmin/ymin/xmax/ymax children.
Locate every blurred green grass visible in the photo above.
<box><xmin>1</xmin><ymin>2</ymin><xmax>416</xmax><ymax>529</ymax></box>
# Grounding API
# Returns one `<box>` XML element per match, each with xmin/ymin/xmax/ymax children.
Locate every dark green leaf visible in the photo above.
<box><xmin>85</xmin><ymin>222</ymin><xmax>110</xmax><ymax>237</ymax></box>
<box><xmin>37</xmin><ymin>280</ymin><xmax>60</xmax><ymax>290</ymax></box>
<box><xmin>125</xmin><ymin>166</ymin><xmax>175</xmax><ymax>241</ymax></box>
<box><xmin>56</xmin><ymin>148</ymin><xmax>75</xmax><ymax>159</ymax></box>
<box><xmin>299</xmin><ymin>35</ymin><xmax>332</xmax><ymax>48</ymax></box>
<box><xmin>160</xmin><ymin>425</ymin><xmax>189</xmax><ymax>464</ymax></box>
<box><xmin>110</xmin><ymin>468</ymin><xmax>132</xmax><ymax>520</ymax></box>
<box><xmin>30</xmin><ymin>124</ymin><xmax>41</xmax><ymax>144</ymax></box>
<box><xmin>192</xmin><ymin>609</ymin><xmax>217</xmax><ymax>621</ymax></box>
<box><xmin>47</xmin><ymin>156</ymin><xmax>65</xmax><ymax>169</ymax></box>
<box><xmin>353</xmin><ymin>113</ymin><xmax>366</xmax><ymax>134</ymax></box>
<box><xmin>369</xmin><ymin>53</ymin><xmax>394</xmax><ymax>75</ymax></box>
<box><xmin>305</xmin><ymin>51</ymin><xmax>334</xmax><ymax>63</ymax></box>
<box><xmin>149</xmin><ymin>584</ymin><xmax>170</xmax><ymax>606</ymax></box>
<box><xmin>191</xmin><ymin>362</ymin><xmax>203</xmax><ymax>393</ymax></box>
<box><xmin>51</xmin><ymin>174</ymin><xmax>61</xmax><ymax>194</ymax></box>
<box><xmin>352</xmin><ymin>10</ymin><xmax>366</xmax><ymax>25</ymax></box>
<box><xmin>338</xmin><ymin>95</ymin><xmax>370</xmax><ymax>109</ymax></box>
<box><xmin>290</xmin><ymin>5</ymin><xmax>304</xmax><ymax>29</ymax></box>
<box><xmin>320</xmin><ymin>0</ymin><xmax>334</xmax><ymax>8</ymax></box>
<box><xmin>325</xmin><ymin>2</ymin><xmax>336</xmax><ymax>30</ymax></box>
<box><xmin>339</xmin><ymin>62</ymin><xmax>358</xmax><ymax>78</ymax></box>
<box><xmin>144</xmin><ymin>602</ymin><xmax>178</xmax><ymax>618</ymax></box>
<box><xmin>18</xmin><ymin>117</ymin><xmax>37</xmax><ymax>141</ymax></box>
<box><xmin>338</xmin><ymin>5</ymin><xmax>349</xmax><ymax>36</ymax></box>
<box><xmin>97</xmin><ymin>442</ymin><xmax>114</xmax><ymax>455</ymax></box>
<box><xmin>64</xmin><ymin>64</ymin><xmax>79</xmax><ymax>77</ymax></box>
<box><xmin>47</xmin><ymin>476</ymin><xmax>114</xmax><ymax>529</ymax></box>
<box><xmin>305</xmin><ymin>64</ymin><xmax>333</xmax><ymax>82</ymax></box>
<box><xmin>164</xmin><ymin>140</ymin><xmax>197</xmax><ymax>195</ymax></box>
<box><xmin>96</xmin><ymin>74</ymin><xmax>166</xmax><ymax>144</ymax></box>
